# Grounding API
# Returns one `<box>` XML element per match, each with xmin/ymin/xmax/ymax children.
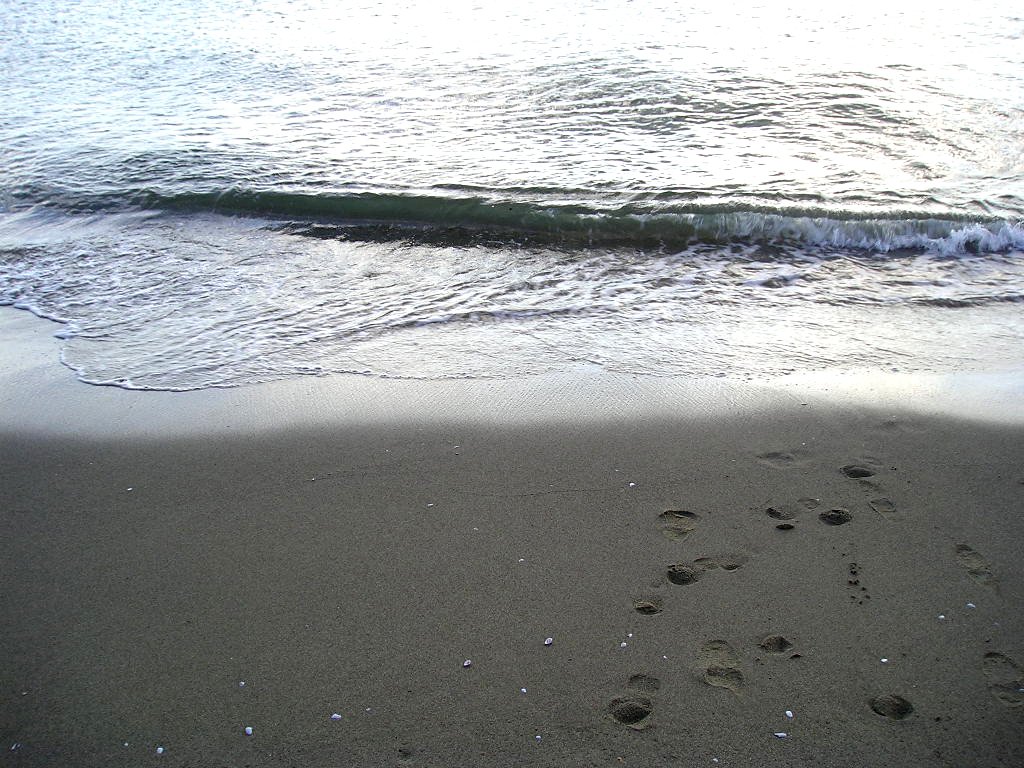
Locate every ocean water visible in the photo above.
<box><xmin>1</xmin><ymin>0</ymin><xmax>1023</xmax><ymax>389</ymax></box>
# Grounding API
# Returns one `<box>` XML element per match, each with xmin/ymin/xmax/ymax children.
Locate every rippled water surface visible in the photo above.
<box><xmin>2</xmin><ymin>0</ymin><xmax>1023</xmax><ymax>388</ymax></box>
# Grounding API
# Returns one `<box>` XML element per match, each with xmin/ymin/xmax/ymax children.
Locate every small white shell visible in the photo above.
<box><xmin>785</xmin><ymin>710</ymin><xmax>793</xmax><ymax>718</ymax></box>
<box><xmin>463</xmin><ymin>659</ymin><xmax>472</xmax><ymax>668</ymax></box>
<box><xmin>543</xmin><ymin>637</ymin><xmax>553</xmax><ymax>646</ymax></box>
<box><xmin>773</xmin><ymin>732</ymin><xmax>787</xmax><ymax>738</ymax></box>
<box><xmin>156</xmin><ymin>746</ymin><xmax>164</xmax><ymax>754</ymax></box>
<box><xmin>330</xmin><ymin>713</ymin><xmax>342</xmax><ymax>720</ymax></box>
<box><xmin>244</xmin><ymin>726</ymin><xmax>253</xmax><ymax>736</ymax></box>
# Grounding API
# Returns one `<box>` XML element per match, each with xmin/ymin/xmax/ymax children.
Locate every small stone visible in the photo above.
<box><xmin>620</xmin><ymin>642</ymin><xmax>627</xmax><ymax>648</ymax></box>
<box><xmin>156</xmin><ymin>747</ymin><xmax>164</xmax><ymax>755</ymax></box>
<box><xmin>244</xmin><ymin>726</ymin><xmax>253</xmax><ymax>736</ymax></box>
<box><xmin>785</xmin><ymin>710</ymin><xmax>793</xmax><ymax>718</ymax></box>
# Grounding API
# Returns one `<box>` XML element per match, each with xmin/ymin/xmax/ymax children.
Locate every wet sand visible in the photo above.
<box><xmin>2</xmin><ymin>308</ymin><xmax>1023</xmax><ymax>766</ymax></box>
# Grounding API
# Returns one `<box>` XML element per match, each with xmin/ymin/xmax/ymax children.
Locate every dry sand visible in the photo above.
<box><xmin>1</xmin><ymin>308</ymin><xmax>1023</xmax><ymax>767</ymax></box>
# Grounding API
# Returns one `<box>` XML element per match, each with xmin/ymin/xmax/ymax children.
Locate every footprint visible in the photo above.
<box><xmin>841</xmin><ymin>464</ymin><xmax>876</xmax><ymax>479</ymax></box>
<box><xmin>668</xmin><ymin>553</ymin><xmax>747</xmax><ymax>586</ymax></box>
<box><xmin>757</xmin><ymin>450</ymin><xmax>810</xmax><ymax>469</ymax></box>
<box><xmin>819</xmin><ymin>508</ymin><xmax>852</xmax><ymax>526</ymax></box>
<box><xmin>955</xmin><ymin>544</ymin><xmax>997</xmax><ymax>588</ymax></box>
<box><xmin>658</xmin><ymin>510</ymin><xmax>699</xmax><ymax>541</ymax></box>
<box><xmin>633</xmin><ymin>595</ymin><xmax>664</xmax><ymax>615</ymax></box>
<box><xmin>766</xmin><ymin>498</ymin><xmax>819</xmax><ymax>522</ymax></box>
<box><xmin>765</xmin><ymin>506</ymin><xmax>799</xmax><ymax>530</ymax></box>
<box><xmin>847</xmin><ymin>562</ymin><xmax>870</xmax><ymax>604</ymax></box>
<box><xmin>765</xmin><ymin>506</ymin><xmax>795</xmax><ymax>521</ymax></box>
<box><xmin>758</xmin><ymin>634</ymin><xmax>794</xmax><ymax>653</ymax></box>
<box><xmin>693</xmin><ymin>553</ymin><xmax>748</xmax><ymax>572</ymax></box>
<box><xmin>607</xmin><ymin>695</ymin><xmax>653</xmax><ymax>728</ymax></box>
<box><xmin>869</xmin><ymin>497</ymin><xmax>897</xmax><ymax>520</ymax></box>
<box><xmin>697</xmin><ymin>640</ymin><xmax>744</xmax><ymax>692</ymax></box>
<box><xmin>869</xmin><ymin>694</ymin><xmax>914</xmax><ymax>720</ymax></box>
<box><xmin>397</xmin><ymin>746</ymin><xmax>417</xmax><ymax>764</ymax></box>
<box><xmin>666</xmin><ymin>564</ymin><xmax>703</xmax><ymax>585</ymax></box>
<box><xmin>982</xmin><ymin>653</ymin><xmax>1024</xmax><ymax>707</ymax></box>
<box><xmin>626</xmin><ymin>673</ymin><xmax>662</xmax><ymax>693</ymax></box>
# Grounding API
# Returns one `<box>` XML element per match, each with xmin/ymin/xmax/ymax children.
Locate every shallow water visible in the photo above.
<box><xmin>2</xmin><ymin>0</ymin><xmax>1023</xmax><ymax>388</ymax></box>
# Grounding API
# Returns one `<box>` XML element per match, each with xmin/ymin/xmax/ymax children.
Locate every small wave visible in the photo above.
<box><xmin>12</xmin><ymin>187</ymin><xmax>1024</xmax><ymax>255</ymax></box>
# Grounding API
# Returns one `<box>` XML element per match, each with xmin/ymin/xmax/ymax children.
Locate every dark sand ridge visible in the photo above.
<box><xmin>1</xmin><ymin>308</ymin><xmax>1023</xmax><ymax>766</ymax></box>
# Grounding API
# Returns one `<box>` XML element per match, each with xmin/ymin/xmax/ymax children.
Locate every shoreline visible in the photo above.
<box><xmin>3</xmin><ymin>306</ymin><xmax>1023</xmax><ymax>440</ymax></box>
<box><xmin>2</xmin><ymin>306</ymin><xmax>1023</xmax><ymax>766</ymax></box>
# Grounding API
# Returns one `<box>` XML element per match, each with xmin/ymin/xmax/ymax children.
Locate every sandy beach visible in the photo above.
<box><xmin>2</xmin><ymin>308</ymin><xmax>1023</xmax><ymax>767</ymax></box>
